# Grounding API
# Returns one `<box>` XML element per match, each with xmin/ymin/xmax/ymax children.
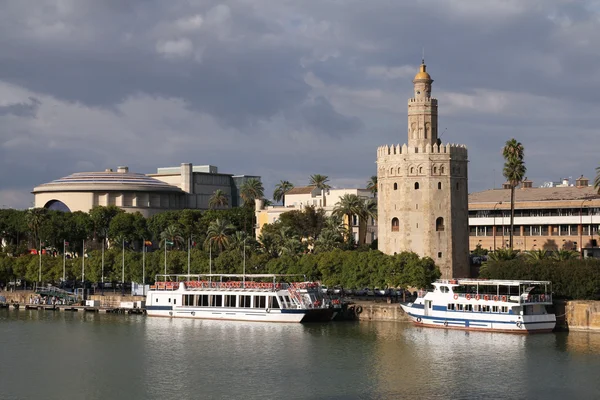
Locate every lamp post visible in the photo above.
<box><xmin>493</xmin><ymin>201</ymin><xmax>503</xmax><ymax>251</ymax></box>
<box><xmin>121</xmin><ymin>239</ymin><xmax>125</xmax><ymax>295</ymax></box>
<box><xmin>501</xmin><ymin>209</ymin><xmax>505</xmax><ymax>248</ymax></box>
<box><xmin>101</xmin><ymin>238</ymin><xmax>105</xmax><ymax>294</ymax></box>
<box><xmin>63</xmin><ymin>240</ymin><xmax>66</xmax><ymax>283</ymax></box>
<box><xmin>38</xmin><ymin>240</ymin><xmax>42</xmax><ymax>283</ymax></box>
<box><xmin>209</xmin><ymin>239</ymin><xmax>212</xmax><ymax>283</ymax></box>
<box><xmin>187</xmin><ymin>236</ymin><xmax>191</xmax><ymax>277</ymax></box>
<box><xmin>142</xmin><ymin>239</ymin><xmax>146</xmax><ymax>296</ymax></box>
<box><xmin>242</xmin><ymin>238</ymin><xmax>247</xmax><ymax>287</ymax></box>
<box><xmin>580</xmin><ymin>199</ymin><xmax>591</xmax><ymax>259</ymax></box>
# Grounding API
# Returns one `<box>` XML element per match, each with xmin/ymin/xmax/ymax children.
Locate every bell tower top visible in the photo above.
<box><xmin>408</xmin><ymin>60</ymin><xmax>438</xmax><ymax>147</ymax></box>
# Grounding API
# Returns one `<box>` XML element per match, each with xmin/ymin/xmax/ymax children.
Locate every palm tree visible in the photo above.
<box><xmin>502</xmin><ymin>138</ymin><xmax>526</xmax><ymax>249</ymax></box>
<box><xmin>26</xmin><ymin>208</ymin><xmax>47</xmax><ymax>247</ymax></box>
<box><xmin>595</xmin><ymin>164</ymin><xmax>600</xmax><ymax>194</ymax></box>
<box><xmin>366</xmin><ymin>176</ymin><xmax>378</xmax><ymax>195</ymax></box>
<box><xmin>356</xmin><ymin>198</ymin><xmax>377</xmax><ymax>245</ymax></box>
<box><xmin>160</xmin><ymin>224</ymin><xmax>184</xmax><ymax>249</ymax></box>
<box><xmin>240</xmin><ymin>178</ymin><xmax>264</xmax><ymax>208</ymax></box>
<box><xmin>487</xmin><ymin>248</ymin><xmax>520</xmax><ymax>262</ymax></box>
<box><xmin>204</xmin><ymin>218</ymin><xmax>235</xmax><ymax>252</ymax></box>
<box><xmin>309</xmin><ymin>174</ymin><xmax>331</xmax><ymax>207</ymax></box>
<box><xmin>333</xmin><ymin>194</ymin><xmax>361</xmax><ymax>244</ymax></box>
<box><xmin>552</xmin><ymin>249</ymin><xmax>578</xmax><ymax>261</ymax></box>
<box><xmin>524</xmin><ymin>249</ymin><xmax>548</xmax><ymax>260</ymax></box>
<box><xmin>208</xmin><ymin>189</ymin><xmax>229</xmax><ymax>209</ymax></box>
<box><xmin>273</xmin><ymin>180</ymin><xmax>294</xmax><ymax>206</ymax></box>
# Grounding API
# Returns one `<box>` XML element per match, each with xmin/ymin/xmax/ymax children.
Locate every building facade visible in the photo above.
<box><xmin>376</xmin><ymin>61</ymin><xmax>470</xmax><ymax>278</ymax></box>
<box><xmin>33</xmin><ymin>163</ymin><xmax>261</xmax><ymax>216</ymax></box>
<box><xmin>255</xmin><ymin>187</ymin><xmax>377</xmax><ymax>244</ymax></box>
<box><xmin>468</xmin><ymin>176</ymin><xmax>600</xmax><ymax>256</ymax></box>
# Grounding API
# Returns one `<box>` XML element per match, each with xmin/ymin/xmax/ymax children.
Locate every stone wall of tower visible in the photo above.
<box><xmin>376</xmin><ymin>144</ymin><xmax>470</xmax><ymax>279</ymax></box>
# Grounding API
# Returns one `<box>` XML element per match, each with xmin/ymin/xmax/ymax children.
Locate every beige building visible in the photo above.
<box><xmin>33</xmin><ymin>163</ymin><xmax>261</xmax><ymax>217</ymax></box>
<box><xmin>33</xmin><ymin>166</ymin><xmax>186</xmax><ymax>217</ymax></box>
<box><xmin>255</xmin><ymin>187</ymin><xmax>377</xmax><ymax>244</ymax></box>
<box><xmin>376</xmin><ymin>61</ymin><xmax>470</xmax><ymax>279</ymax></box>
<box><xmin>469</xmin><ymin>176</ymin><xmax>600</xmax><ymax>256</ymax></box>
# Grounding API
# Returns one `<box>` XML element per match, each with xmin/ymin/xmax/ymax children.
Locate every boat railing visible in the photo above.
<box><xmin>522</xmin><ymin>293</ymin><xmax>552</xmax><ymax>304</ymax></box>
<box><xmin>451</xmin><ymin>292</ymin><xmax>553</xmax><ymax>304</ymax></box>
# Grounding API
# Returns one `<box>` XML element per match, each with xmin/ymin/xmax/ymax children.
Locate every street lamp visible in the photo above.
<box><xmin>242</xmin><ymin>237</ymin><xmax>247</xmax><ymax>287</ymax></box>
<box><xmin>493</xmin><ymin>201</ymin><xmax>503</xmax><ymax>250</ymax></box>
<box><xmin>580</xmin><ymin>199</ymin><xmax>592</xmax><ymax>259</ymax></box>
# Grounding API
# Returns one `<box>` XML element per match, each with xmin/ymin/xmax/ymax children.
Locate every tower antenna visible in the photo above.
<box><xmin>422</xmin><ymin>47</ymin><xmax>425</xmax><ymax>64</ymax></box>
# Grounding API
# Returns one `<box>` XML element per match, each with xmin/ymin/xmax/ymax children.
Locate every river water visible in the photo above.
<box><xmin>1</xmin><ymin>309</ymin><xmax>599</xmax><ymax>400</ymax></box>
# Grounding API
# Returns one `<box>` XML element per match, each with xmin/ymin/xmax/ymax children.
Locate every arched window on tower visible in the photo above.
<box><xmin>414</xmin><ymin>182</ymin><xmax>420</xmax><ymax>190</ymax></box>
<box><xmin>436</xmin><ymin>217</ymin><xmax>445</xmax><ymax>232</ymax></box>
<box><xmin>419</xmin><ymin>167</ymin><xmax>423</xmax><ymax>174</ymax></box>
<box><xmin>438</xmin><ymin>182</ymin><xmax>442</xmax><ymax>190</ymax></box>
<box><xmin>391</xmin><ymin>218</ymin><xmax>399</xmax><ymax>232</ymax></box>
<box><xmin>441</xmin><ymin>166</ymin><xmax>445</xmax><ymax>174</ymax></box>
<box><xmin>410</xmin><ymin>167</ymin><xmax>414</xmax><ymax>174</ymax></box>
<box><xmin>394</xmin><ymin>183</ymin><xmax>398</xmax><ymax>190</ymax></box>
<box><xmin>433</xmin><ymin>166</ymin><xmax>438</xmax><ymax>174</ymax></box>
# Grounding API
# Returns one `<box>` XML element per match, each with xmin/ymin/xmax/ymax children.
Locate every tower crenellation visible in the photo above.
<box><xmin>376</xmin><ymin>60</ymin><xmax>470</xmax><ymax>279</ymax></box>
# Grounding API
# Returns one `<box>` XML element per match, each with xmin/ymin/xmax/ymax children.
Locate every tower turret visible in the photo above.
<box><xmin>407</xmin><ymin>60</ymin><xmax>438</xmax><ymax>149</ymax></box>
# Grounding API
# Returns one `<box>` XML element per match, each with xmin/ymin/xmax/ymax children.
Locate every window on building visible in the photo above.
<box><xmin>436</xmin><ymin>217</ymin><xmax>445</xmax><ymax>232</ymax></box>
<box><xmin>410</xmin><ymin>167</ymin><xmax>414</xmax><ymax>174</ymax></box>
<box><xmin>394</xmin><ymin>183</ymin><xmax>398</xmax><ymax>190</ymax></box>
<box><xmin>456</xmin><ymin>182</ymin><xmax>459</xmax><ymax>190</ymax></box>
<box><xmin>438</xmin><ymin>182</ymin><xmax>442</xmax><ymax>190</ymax></box>
<box><xmin>441</xmin><ymin>166</ymin><xmax>445</xmax><ymax>174</ymax></box>
<box><xmin>392</xmin><ymin>218</ymin><xmax>399</xmax><ymax>232</ymax></box>
<box><xmin>438</xmin><ymin>252</ymin><xmax>442</xmax><ymax>258</ymax></box>
<box><xmin>419</xmin><ymin>167</ymin><xmax>423</xmax><ymax>174</ymax></box>
<box><xmin>415</xmin><ymin>182</ymin><xmax>420</xmax><ymax>190</ymax></box>
<box><xmin>434</xmin><ymin>166</ymin><xmax>438</xmax><ymax>174</ymax></box>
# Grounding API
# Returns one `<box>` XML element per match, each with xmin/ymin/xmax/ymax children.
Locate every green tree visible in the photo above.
<box><xmin>366</xmin><ymin>176</ymin><xmax>378</xmax><ymax>195</ymax></box>
<box><xmin>25</xmin><ymin>208</ymin><xmax>47</xmax><ymax>246</ymax></box>
<box><xmin>273</xmin><ymin>180</ymin><xmax>294</xmax><ymax>206</ymax></box>
<box><xmin>524</xmin><ymin>249</ymin><xmax>548</xmax><ymax>261</ymax></box>
<box><xmin>502</xmin><ymin>138</ymin><xmax>526</xmax><ymax>249</ymax></box>
<box><xmin>89</xmin><ymin>206</ymin><xmax>123</xmax><ymax>241</ymax></box>
<box><xmin>309</xmin><ymin>174</ymin><xmax>331</xmax><ymax>207</ymax></box>
<box><xmin>208</xmin><ymin>189</ymin><xmax>229</xmax><ymax>209</ymax></box>
<box><xmin>333</xmin><ymin>194</ymin><xmax>361</xmax><ymax>244</ymax></box>
<box><xmin>356</xmin><ymin>198</ymin><xmax>377</xmax><ymax>245</ymax></box>
<box><xmin>552</xmin><ymin>249</ymin><xmax>578</xmax><ymax>261</ymax></box>
<box><xmin>240</xmin><ymin>178</ymin><xmax>264</xmax><ymax>208</ymax></box>
<box><xmin>205</xmin><ymin>218</ymin><xmax>235</xmax><ymax>253</ymax></box>
<box><xmin>160</xmin><ymin>224</ymin><xmax>184</xmax><ymax>250</ymax></box>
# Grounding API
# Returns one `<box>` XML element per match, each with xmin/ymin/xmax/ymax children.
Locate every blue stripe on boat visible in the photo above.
<box><xmin>408</xmin><ymin>312</ymin><xmax>550</xmax><ymax>325</ymax></box>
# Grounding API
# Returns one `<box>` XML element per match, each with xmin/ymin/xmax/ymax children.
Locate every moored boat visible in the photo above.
<box><xmin>400</xmin><ymin>279</ymin><xmax>556</xmax><ymax>333</ymax></box>
<box><xmin>146</xmin><ymin>274</ymin><xmax>335</xmax><ymax>323</ymax></box>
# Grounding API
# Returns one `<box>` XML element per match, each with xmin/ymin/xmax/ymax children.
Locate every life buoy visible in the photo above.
<box><xmin>453</xmin><ymin>294</ymin><xmax>459</xmax><ymax>300</ymax></box>
<box><xmin>475</xmin><ymin>294</ymin><xmax>481</xmax><ymax>301</ymax></box>
<box><xmin>355</xmin><ymin>305</ymin><xmax>363</xmax><ymax>315</ymax></box>
<box><xmin>501</xmin><ymin>296</ymin><xmax>507</xmax><ymax>302</ymax></box>
<box><xmin>484</xmin><ymin>295</ymin><xmax>489</xmax><ymax>301</ymax></box>
<box><xmin>516</xmin><ymin>321</ymin><xmax>522</xmax><ymax>328</ymax></box>
<box><xmin>416</xmin><ymin>317</ymin><xmax>422</xmax><ymax>323</ymax></box>
<box><xmin>493</xmin><ymin>296</ymin><xmax>499</xmax><ymax>301</ymax></box>
<box><xmin>443</xmin><ymin>321</ymin><xmax>448</xmax><ymax>327</ymax></box>
<box><xmin>466</xmin><ymin>294</ymin><xmax>471</xmax><ymax>300</ymax></box>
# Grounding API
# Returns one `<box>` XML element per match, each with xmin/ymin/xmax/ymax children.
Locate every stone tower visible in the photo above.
<box><xmin>376</xmin><ymin>60</ymin><xmax>470</xmax><ymax>279</ymax></box>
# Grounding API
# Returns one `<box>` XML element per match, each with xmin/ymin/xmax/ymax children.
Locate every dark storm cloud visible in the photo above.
<box><xmin>0</xmin><ymin>0</ymin><xmax>599</xmax><ymax>207</ymax></box>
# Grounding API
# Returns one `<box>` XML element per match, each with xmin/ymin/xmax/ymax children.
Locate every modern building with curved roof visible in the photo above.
<box><xmin>33</xmin><ymin>166</ymin><xmax>186</xmax><ymax>217</ymax></box>
<box><xmin>33</xmin><ymin>163</ymin><xmax>261</xmax><ymax>217</ymax></box>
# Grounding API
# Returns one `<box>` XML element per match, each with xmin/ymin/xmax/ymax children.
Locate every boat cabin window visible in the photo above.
<box><xmin>482</xmin><ymin>305</ymin><xmax>490</xmax><ymax>312</ymax></box>
<box><xmin>225</xmin><ymin>295</ymin><xmax>236</xmax><ymax>307</ymax></box>
<box><xmin>239</xmin><ymin>295</ymin><xmax>251</xmax><ymax>308</ymax></box>
<box><xmin>501</xmin><ymin>306</ymin><xmax>508</xmax><ymax>313</ymax></box>
<box><xmin>197</xmin><ymin>295</ymin><xmax>209</xmax><ymax>307</ymax></box>
<box><xmin>269</xmin><ymin>296</ymin><xmax>280</xmax><ymax>309</ymax></box>
<box><xmin>492</xmin><ymin>306</ymin><xmax>499</xmax><ymax>313</ymax></box>
<box><xmin>447</xmin><ymin>303</ymin><xmax>455</xmax><ymax>310</ymax></box>
<box><xmin>439</xmin><ymin>286</ymin><xmax>449</xmax><ymax>293</ymax></box>
<box><xmin>168</xmin><ymin>298</ymin><xmax>171</xmax><ymax>303</ymax></box>
<box><xmin>254</xmin><ymin>296</ymin><xmax>267</xmax><ymax>308</ymax></box>
<box><xmin>464</xmin><ymin>304</ymin><xmax>472</xmax><ymax>312</ymax></box>
<box><xmin>173</xmin><ymin>298</ymin><xmax>176</xmax><ymax>305</ymax></box>
<box><xmin>183</xmin><ymin>295</ymin><xmax>194</xmax><ymax>306</ymax></box>
<box><xmin>457</xmin><ymin>304</ymin><xmax>464</xmax><ymax>311</ymax></box>
<box><xmin>211</xmin><ymin>295</ymin><xmax>223</xmax><ymax>307</ymax></box>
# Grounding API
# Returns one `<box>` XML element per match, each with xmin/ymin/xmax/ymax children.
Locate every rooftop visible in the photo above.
<box><xmin>469</xmin><ymin>186</ymin><xmax>600</xmax><ymax>204</ymax></box>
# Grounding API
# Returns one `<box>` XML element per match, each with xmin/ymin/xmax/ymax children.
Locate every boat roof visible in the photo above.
<box><xmin>155</xmin><ymin>273</ymin><xmax>308</xmax><ymax>279</ymax></box>
<box><xmin>435</xmin><ymin>279</ymin><xmax>551</xmax><ymax>286</ymax></box>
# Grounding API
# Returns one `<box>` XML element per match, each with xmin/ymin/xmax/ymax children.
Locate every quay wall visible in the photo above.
<box><xmin>350</xmin><ymin>300</ymin><xmax>411</xmax><ymax>322</ymax></box>
<box><xmin>0</xmin><ymin>290</ymin><xmax>142</xmax><ymax>308</ymax></box>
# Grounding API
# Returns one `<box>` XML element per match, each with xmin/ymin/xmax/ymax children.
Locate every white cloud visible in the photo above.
<box><xmin>155</xmin><ymin>38</ymin><xmax>194</xmax><ymax>58</ymax></box>
<box><xmin>366</xmin><ymin>65</ymin><xmax>415</xmax><ymax>80</ymax></box>
<box><xmin>175</xmin><ymin>14</ymin><xmax>204</xmax><ymax>31</ymax></box>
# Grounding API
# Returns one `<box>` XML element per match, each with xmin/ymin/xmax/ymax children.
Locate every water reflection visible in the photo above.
<box><xmin>1</xmin><ymin>310</ymin><xmax>600</xmax><ymax>400</ymax></box>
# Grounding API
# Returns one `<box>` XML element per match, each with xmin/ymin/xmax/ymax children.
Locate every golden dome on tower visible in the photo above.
<box><xmin>414</xmin><ymin>61</ymin><xmax>431</xmax><ymax>80</ymax></box>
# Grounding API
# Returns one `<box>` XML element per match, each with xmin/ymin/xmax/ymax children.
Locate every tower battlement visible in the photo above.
<box><xmin>377</xmin><ymin>143</ymin><xmax>468</xmax><ymax>159</ymax></box>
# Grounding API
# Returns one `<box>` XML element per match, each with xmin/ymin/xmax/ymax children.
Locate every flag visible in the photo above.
<box><xmin>64</xmin><ymin>241</ymin><xmax>69</xmax><ymax>246</ymax></box>
<box><xmin>144</xmin><ymin>240</ymin><xmax>152</xmax><ymax>246</ymax></box>
<box><xmin>166</xmin><ymin>241</ymin><xmax>174</xmax><ymax>246</ymax></box>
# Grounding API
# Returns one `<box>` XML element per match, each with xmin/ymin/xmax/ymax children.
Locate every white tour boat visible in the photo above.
<box><xmin>146</xmin><ymin>274</ymin><xmax>335</xmax><ymax>323</ymax></box>
<box><xmin>400</xmin><ymin>279</ymin><xmax>556</xmax><ymax>333</ymax></box>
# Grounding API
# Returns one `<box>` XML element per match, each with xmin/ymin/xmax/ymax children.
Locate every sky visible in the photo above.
<box><xmin>1</xmin><ymin>0</ymin><xmax>599</xmax><ymax>209</ymax></box>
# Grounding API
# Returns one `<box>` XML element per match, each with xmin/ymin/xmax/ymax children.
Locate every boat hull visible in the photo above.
<box><xmin>400</xmin><ymin>304</ymin><xmax>556</xmax><ymax>334</ymax></box>
<box><xmin>147</xmin><ymin>306</ymin><xmax>307</xmax><ymax>323</ymax></box>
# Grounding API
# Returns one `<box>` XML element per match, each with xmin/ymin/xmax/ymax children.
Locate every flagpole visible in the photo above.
<box><xmin>164</xmin><ymin>242</ymin><xmax>167</xmax><ymax>277</ymax></box>
<box><xmin>209</xmin><ymin>240</ymin><xmax>212</xmax><ymax>282</ymax></box>
<box><xmin>63</xmin><ymin>240</ymin><xmax>66</xmax><ymax>282</ymax></box>
<box><xmin>101</xmin><ymin>238</ymin><xmax>105</xmax><ymax>294</ymax></box>
<box><xmin>122</xmin><ymin>239</ymin><xmax>125</xmax><ymax>290</ymax></box>
<box><xmin>81</xmin><ymin>239</ymin><xmax>85</xmax><ymax>286</ymax></box>
<box><xmin>187</xmin><ymin>236</ymin><xmax>191</xmax><ymax>276</ymax></box>
<box><xmin>38</xmin><ymin>240</ymin><xmax>42</xmax><ymax>283</ymax></box>
<box><xmin>142</xmin><ymin>239</ymin><xmax>146</xmax><ymax>296</ymax></box>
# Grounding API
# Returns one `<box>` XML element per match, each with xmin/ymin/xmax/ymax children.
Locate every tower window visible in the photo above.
<box><xmin>414</xmin><ymin>182</ymin><xmax>420</xmax><ymax>190</ymax></box>
<box><xmin>438</xmin><ymin>252</ymin><xmax>442</xmax><ymax>258</ymax></box>
<box><xmin>456</xmin><ymin>182</ymin><xmax>459</xmax><ymax>190</ymax></box>
<box><xmin>391</xmin><ymin>218</ymin><xmax>399</xmax><ymax>232</ymax></box>
<box><xmin>410</xmin><ymin>167</ymin><xmax>414</xmax><ymax>174</ymax></box>
<box><xmin>441</xmin><ymin>166</ymin><xmax>445</xmax><ymax>174</ymax></box>
<box><xmin>394</xmin><ymin>183</ymin><xmax>398</xmax><ymax>190</ymax></box>
<box><xmin>436</xmin><ymin>217</ymin><xmax>445</xmax><ymax>232</ymax></box>
<box><xmin>419</xmin><ymin>167</ymin><xmax>423</xmax><ymax>174</ymax></box>
<box><xmin>438</xmin><ymin>182</ymin><xmax>442</xmax><ymax>190</ymax></box>
<box><xmin>433</xmin><ymin>166</ymin><xmax>437</xmax><ymax>174</ymax></box>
